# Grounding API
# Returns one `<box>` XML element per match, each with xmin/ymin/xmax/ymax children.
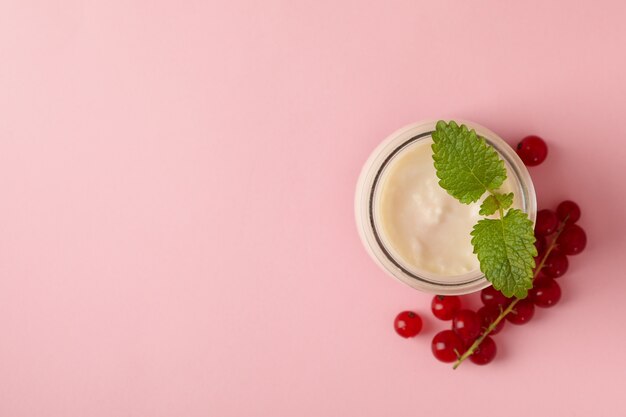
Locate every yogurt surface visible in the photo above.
<box><xmin>376</xmin><ymin>138</ymin><xmax>520</xmax><ymax>277</ymax></box>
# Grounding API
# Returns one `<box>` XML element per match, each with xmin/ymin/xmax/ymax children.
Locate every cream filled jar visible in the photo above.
<box><xmin>355</xmin><ymin>121</ymin><xmax>536</xmax><ymax>295</ymax></box>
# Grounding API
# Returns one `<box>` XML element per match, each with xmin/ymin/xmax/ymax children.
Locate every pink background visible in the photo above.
<box><xmin>1</xmin><ymin>1</ymin><xmax>625</xmax><ymax>416</ymax></box>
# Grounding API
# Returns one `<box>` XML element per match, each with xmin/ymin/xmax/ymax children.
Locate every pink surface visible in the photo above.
<box><xmin>1</xmin><ymin>1</ymin><xmax>625</xmax><ymax>416</ymax></box>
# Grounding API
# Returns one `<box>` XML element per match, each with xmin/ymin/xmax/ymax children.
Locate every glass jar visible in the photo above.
<box><xmin>355</xmin><ymin>120</ymin><xmax>536</xmax><ymax>295</ymax></box>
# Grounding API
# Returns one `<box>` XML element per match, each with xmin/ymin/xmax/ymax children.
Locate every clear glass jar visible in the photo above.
<box><xmin>355</xmin><ymin>120</ymin><xmax>536</xmax><ymax>295</ymax></box>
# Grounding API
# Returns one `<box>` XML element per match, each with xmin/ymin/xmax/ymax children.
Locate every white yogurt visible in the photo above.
<box><xmin>376</xmin><ymin>139</ymin><xmax>521</xmax><ymax>277</ymax></box>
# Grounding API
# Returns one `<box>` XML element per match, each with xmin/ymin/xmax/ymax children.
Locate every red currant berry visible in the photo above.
<box><xmin>534</xmin><ymin>235</ymin><xmax>546</xmax><ymax>257</ymax></box>
<box><xmin>452</xmin><ymin>309</ymin><xmax>481</xmax><ymax>341</ymax></box>
<box><xmin>516</xmin><ymin>135</ymin><xmax>548</xmax><ymax>166</ymax></box>
<box><xmin>480</xmin><ymin>286</ymin><xmax>512</xmax><ymax>307</ymax></box>
<box><xmin>506</xmin><ymin>299</ymin><xmax>535</xmax><ymax>325</ymax></box>
<box><xmin>542</xmin><ymin>249</ymin><xmax>569</xmax><ymax>278</ymax></box>
<box><xmin>477</xmin><ymin>305</ymin><xmax>506</xmax><ymax>335</ymax></box>
<box><xmin>557</xmin><ymin>224</ymin><xmax>587</xmax><ymax>255</ymax></box>
<box><xmin>535</xmin><ymin>209</ymin><xmax>558</xmax><ymax>237</ymax></box>
<box><xmin>394</xmin><ymin>311</ymin><xmax>423</xmax><ymax>338</ymax></box>
<box><xmin>431</xmin><ymin>295</ymin><xmax>461</xmax><ymax>321</ymax></box>
<box><xmin>530</xmin><ymin>278</ymin><xmax>561</xmax><ymax>308</ymax></box>
<box><xmin>431</xmin><ymin>330</ymin><xmax>464</xmax><ymax>363</ymax></box>
<box><xmin>556</xmin><ymin>200</ymin><xmax>581</xmax><ymax>225</ymax></box>
<box><xmin>470</xmin><ymin>336</ymin><xmax>497</xmax><ymax>365</ymax></box>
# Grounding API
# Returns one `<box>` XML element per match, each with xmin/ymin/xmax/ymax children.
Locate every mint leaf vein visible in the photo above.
<box><xmin>471</xmin><ymin>209</ymin><xmax>537</xmax><ymax>298</ymax></box>
<box><xmin>431</xmin><ymin>121</ymin><xmax>507</xmax><ymax>204</ymax></box>
<box><xmin>479</xmin><ymin>192</ymin><xmax>514</xmax><ymax>216</ymax></box>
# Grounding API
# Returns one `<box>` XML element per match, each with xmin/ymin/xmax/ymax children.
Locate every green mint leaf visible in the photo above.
<box><xmin>431</xmin><ymin>121</ymin><xmax>507</xmax><ymax>204</ymax></box>
<box><xmin>471</xmin><ymin>209</ymin><xmax>538</xmax><ymax>298</ymax></box>
<box><xmin>479</xmin><ymin>192</ymin><xmax>514</xmax><ymax>216</ymax></box>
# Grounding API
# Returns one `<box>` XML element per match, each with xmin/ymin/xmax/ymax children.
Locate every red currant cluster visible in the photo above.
<box><xmin>392</xmin><ymin>135</ymin><xmax>588</xmax><ymax>368</ymax></box>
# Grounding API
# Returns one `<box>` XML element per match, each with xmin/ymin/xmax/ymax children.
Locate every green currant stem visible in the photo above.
<box><xmin>452</xmin><ymin>217</ymin><xmax>569</xmax><ymax>370</ymax></box>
